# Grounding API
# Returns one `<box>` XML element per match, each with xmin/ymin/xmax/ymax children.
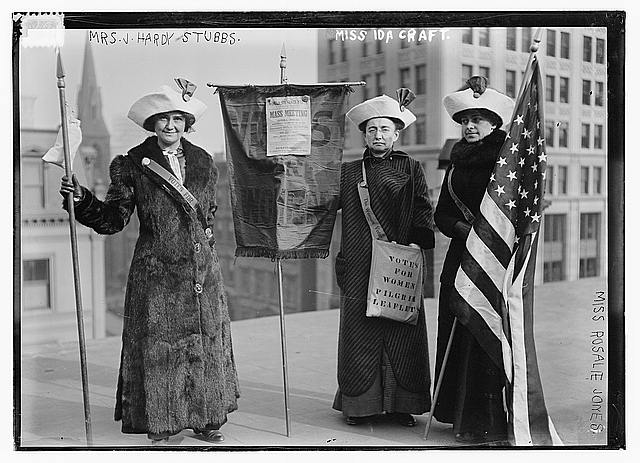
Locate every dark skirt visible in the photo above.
<box><xmin>333</xmin><ymin>349</ymin><xmax>430</xmax><ymax>417</ymax></box>
<box><xmin>433</xmin><ymin>284</ymin><xmax>507</xmax><ymax>441</ymax></box>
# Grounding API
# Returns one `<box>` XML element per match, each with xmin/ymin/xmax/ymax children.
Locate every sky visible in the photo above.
<box><xmin>19</xmin><ymin>27</ymin><xmax>320</xmax><ymax>154</ymax></box>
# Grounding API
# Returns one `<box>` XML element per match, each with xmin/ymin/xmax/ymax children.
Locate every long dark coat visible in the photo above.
<box><xmin>334</xmin><ymin>149</ymin><xmax>435</xmax><ymax>397</ymax></box>
<box><xmin>68</xmin><ymin>136</ymin><xmax>239</xmax><ymax>435</ymax></box>
<box><xmin>433</xmin><ymin>129</ymin><xmax>507</xmax><ymax>436</ymax></box>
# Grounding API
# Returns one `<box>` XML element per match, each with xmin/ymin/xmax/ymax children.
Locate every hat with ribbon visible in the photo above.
<box><xmin>443</xmin><ymin>76</ymin><xmax>514</xmax><ymax>128</ymax></box>
<box><xmin>128</xmin><ymin>78</ymin><xmax>207</xmax><ymax>131</ymax></box>
<box><xmin>346</xmin><ymin>89</ymin><xmax>417</xmax><ymax>131</ymax></box>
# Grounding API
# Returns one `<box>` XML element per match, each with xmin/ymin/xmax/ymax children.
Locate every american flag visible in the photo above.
<box><xmin>451</xmin><ymin>56</ymin><xmax>563</xmax><ymax>446</ymax></box>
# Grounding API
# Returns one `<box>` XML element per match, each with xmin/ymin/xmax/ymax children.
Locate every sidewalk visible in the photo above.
<box><xmin>18</xmin><ymin>276</ymin><xmax>609</xmax><ymax>448</ymax></box>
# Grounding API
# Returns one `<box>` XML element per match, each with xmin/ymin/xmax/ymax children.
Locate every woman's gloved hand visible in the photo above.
<box><xmin>453</xmin><ymin>220</ymin><xmax>472</xmax><ymax>240</ymax></box>
<box><xmin>60</xmin><ymin>173</ymin><xmax>85</xmax><ymax>202</ymax></box>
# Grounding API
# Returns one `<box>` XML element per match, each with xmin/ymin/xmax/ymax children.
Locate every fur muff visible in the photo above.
<box><xmin>71</xmin><ymin>136</ymin><xmax>239</xmax><ymax>435</ymax></box>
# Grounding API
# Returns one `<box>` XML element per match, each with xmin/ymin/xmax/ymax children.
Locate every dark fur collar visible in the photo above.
<box><xmin>450</xmin><ymin>129</ymin><xmax>506</xmax><ymax>169</ymax></box>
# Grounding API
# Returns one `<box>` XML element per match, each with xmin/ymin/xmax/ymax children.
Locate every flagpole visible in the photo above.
<box><xmin>56</xmin><ymin>48</ymin><xmax>93</xmax><ymax>446</ymax></box>
<box><xmin>276</xmin><ymin>42</ymin><xmax>292</xmax><ymax>438</ymax></box>
<box><xmin>512</xmin><ymin>28</ymin><xmax>543</xmax><ymax>119</ymax></box>
<box><xmin>424</xmin><ymin>317</ymin><xmax>457</xmax><ymax>440</ymax></box>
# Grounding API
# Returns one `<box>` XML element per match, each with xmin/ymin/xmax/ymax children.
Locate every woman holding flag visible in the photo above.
<box><xmin>60</xmin><ymin>80</ymin><xmax>239</xmax><ymax>445</ymax></box>
<box><xmin>433</xmin><ymin>76</ymin><xmax>514</xmax><ymax>445</ymax></box>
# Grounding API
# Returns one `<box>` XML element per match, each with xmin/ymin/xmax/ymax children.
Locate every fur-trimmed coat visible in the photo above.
<box><xmin>433</xmin><ymin>129</ymin><xmax>507</xmax><ymax>429</ymax></box>
<box><xmin>67</xmin><ymin>136</ymin><xmax>239</xmax><ymax>435</ymax></box>
<box><xmin>334</xmin><ymin>149</ymin><xmax>435</xmax><ymax>398</ymax></box>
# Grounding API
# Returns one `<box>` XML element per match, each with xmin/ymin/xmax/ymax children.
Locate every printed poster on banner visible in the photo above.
<box><xmin>266</xmin><ymin>95</ymin><xmax>312</xmax><ymax>156</ymax></box>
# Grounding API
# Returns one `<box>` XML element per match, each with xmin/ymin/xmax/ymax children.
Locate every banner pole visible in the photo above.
<box><xmin>276</xmin><ymin>42</ymin><xmax>292</xmax><ymax>438</ymax></box>
<box><xmin>424</xmin><ymin>317</ymin><xmax>458</xmax><ymax>440</ymax></box>
<box><xmin>276</xmin><ymin>259</ymin><xmax>292</xmax><ymax>437</ymax></box>
<box><xmin>56</xmin><ymin>48</ymin><xmax>93</xmax><ymax>446</ymax></box>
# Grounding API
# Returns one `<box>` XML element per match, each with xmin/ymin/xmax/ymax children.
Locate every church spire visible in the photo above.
<box><xmin>77</xmin><ymin>39</ymin><xmax>109</xmax><ymax>137</ymax></box>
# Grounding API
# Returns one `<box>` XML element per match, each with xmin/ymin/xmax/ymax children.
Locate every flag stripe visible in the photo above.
<box><xmin>459</xmin><ymin>248</ymin><xmax>503</xmax><ymax>316</ymax></box>
<box><xmin>522</xmin><ymin>234</ymin><xmax>555</xmax><ymax>445</ymax></box>
<box><xmin>479</xmin><ymin>193</ymin><xmax>516</xmax><ymax>256</ymax></box>
<box><xmin>466</xmin><ymin>226</ymin><xmax>508</xmax><ymax>291</ymax></box>
<box><xmin>505</xmin><ymin>243</ymin><xmax>533</xmax><ymax>445</ymax></box>
<box><xmin>449</xmin><ymin>288</ymin><xmax>508</xmax><ymax>376</ymax></box>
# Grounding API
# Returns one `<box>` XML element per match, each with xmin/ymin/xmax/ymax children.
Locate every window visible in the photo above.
<box><xmin>461</xmin><ymin>64</ymin><xmax>473</xmax><ymax>84</ymax></box>
<box><xmin>478</xmin><ymin>28</ymin><xmax>490</xmax><ymax>47</ymax></box>
<box><xmin>546</xmin><ymin>165</ymin><xmax>554</xmax><ymax>195</ymax></box>
<box><xmin>521</xmin><ymin>27</ymin><xmax>532</xmax><ymax>52</ymax></box>
<box><xmin>543</xmin><ymin>214</ymin><xmax>566</xmax><ymax>282</ymax></box>
<box><xmin>23</xmin><ymin>258</ymin><xmax>51</xmax><ymax>310</ymax></box>
<box><xmin>580</xmin><ymin>166</ymin><xmax>590</xmax><ymax>194</ymax></box>
<box><xmin>559</xmin><ymin>77</ymin><xmax>569</xmax><ymax>103</ymax></box>
<box><xmin>558</xmin><ymin>165</ymin><xmax>568</xmax><ymax>194</ymax></box>
<box><xmin>361</xmin><ymin>39</ymin><xmax>369</xmax><ymax>57</ymax></box>
<box><xmin>506</xmin><ymin>28</ymin><xmax>517</xmax><ymax>51</ymax></box>
<box><xmin>479</xmin><ymin>66</ymin><xmax>490</xmax><ymax>82</ymax></box>
<box><xmin>581</xmin><ymin>123</ymin><xmax>591</xmax><ymax>148</ymax></box>
<box><xmin>400</xmin><ymin>125</ymin><xmax>411</xmax><ymax>146</ymax></box>
<box><xmin>594</xmin><ymin>124</ymin><xmax>603</xmax><ymax>149</ymax></box>
<box><xmin>375</xmin><ymin>71</ymin><xmax>385</xmax><ymax>96</ymax></box>
<box><xmin>462</xmin><ymin>28</ymin><xmax>473</xmax><ymax>44</ymax></box>
<box><xmin>400</xmin><ymin>36</ymin><xmax>410</xmax><ymax>49</ymax></box>
<box><xmin>595</xmin><ymin>81</ymin><xmax>604</xmax><ymax>106</ymax></box>
<box><xmin>415</xmin><ymin>114</ymin><xmax>426</xmax><ymax>144</ymax></box>
<box><xmin>579</xmin><ymin>213</ymin><xmax>601</xmax><ymax>278</ymax></box>
<box><xmin>340</xmin><ymin>40</ymin><xmax>347</xmax><ymax>62</ymax></box>
<box><xmin>545</xmin><ymin>120</ymin><xmax>555</xmax><ymax>147</ymax></box>
<box><xmin>596</xmin><ymin>38</ymin><xmax>605</xmax><ymax>64</ymax></box>
<box><xmin>328</xmin><ymin>39</ymin><xmax>336</xmax><ymax>65</ymax></box>
<box><xmin>582</xmin><ymin>80</ymin><xmax>592</xmax><ymax>105</ymax></box>
<box><xmin>361</xmin><ymin>74</ymin><xmax>370</xmax><ymax>101</ymax></box>
<box><xmin>583</xmin><ymin>36</ymin><xmax>592</xmax><ymax>62</ymax></box>
<box><xmin>415</xmin><ymin>64</ymin><xmax>426</xmax><ymax>95</ymax></box>
<box><xmin>399</xmin><ymin>67</ymin><xmax>411</xmax><ymax>89</ymax></box>
<box><xmin>547</xmin><ymin>29</ymin><xmax>556</xmax><ymax>56</ymax></box>
<box><xmin>593</xmin><ymin>166</ymin><xmax>603</xmax><ymax>194</ymax></box>
<box><xmin>545</xmin><ymin>75</ymin><xmax>556</xmax><ymax>102</ymax></box>
<box><xmin>22</xmin><ymin>157</ymin><xmax>45</xmax><ymax>209</ymax></box>
<box><xmin>506</xmin><ymin>70</ymin><xmax>516</xmax><ymax>98</ymax></box>
<box><xmin>558</xmin><ymin>122</ymin><xmax>569</xmax><ymax>148</ymax></box>
<box><xmin>376</xmin><ymin>39</ymin><xmax>383</xmax><ymax>54</ymax></box>
<box><xmin>560</xmin><ymin>32</ymin><xmax>570</xmax><ymax>59</ymax></box>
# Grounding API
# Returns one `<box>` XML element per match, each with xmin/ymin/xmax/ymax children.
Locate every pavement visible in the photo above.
<box><xmin>17</xmin><ymin>276</ymin><xmax>609</xmax><ymax>449</ymax></box>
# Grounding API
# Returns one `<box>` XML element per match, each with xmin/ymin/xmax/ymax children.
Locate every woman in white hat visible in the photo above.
<box><xmin>332</xmin><ymin>92</ymin><xmax>435</xmax><ymax>428</ymax></box>
<box><xmin>433</xmin><ymin>76</ymin><xmax>514</xmax><ymax>445</ymax></box>
<box><xmin>60</xmin><ymin>80</ymin><xmax>239</xmax><ymax>445</ymax></box>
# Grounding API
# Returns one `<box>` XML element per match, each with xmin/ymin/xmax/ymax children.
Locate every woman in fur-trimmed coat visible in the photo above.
<box><xmin>433</xmin><ymin>76</ymin><xmax>514</xmax><ymax>445</ymax></box>
<box><xmin>61</xmin><ymin>83</ymin><xmax>239</xmax><ymax>444</ymax></box>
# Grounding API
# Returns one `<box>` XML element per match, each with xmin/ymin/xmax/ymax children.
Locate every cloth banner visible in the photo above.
<box><xmin>217</xmin><ymin>84</ymin><xmax>352</xmax><ymax>259</ymax></box>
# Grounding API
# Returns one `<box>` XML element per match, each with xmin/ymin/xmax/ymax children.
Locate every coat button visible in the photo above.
<box><xmin>194</xmin><ymin>283</ymin><xmax>203</xmax><ymax>294</ymax></box>
<box><xmin>205</xmin><ymin>227</ymin><xmax>213</xmax><ymax>239</ymax></box>
<box><xmin>194</xmin><ymin>243</ymin><xmax>201</xmax><ymax>253</ymax></box>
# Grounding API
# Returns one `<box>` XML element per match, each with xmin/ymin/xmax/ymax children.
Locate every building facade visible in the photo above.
<box><xmin>317</xmin><ymin>26</ymin><xmax>608</xmax><ymax>287</ymax></box>
<box><xmin>19</xmin><ymin>40</ymin><xmax>113</xmax><ymax>345</ymax></box>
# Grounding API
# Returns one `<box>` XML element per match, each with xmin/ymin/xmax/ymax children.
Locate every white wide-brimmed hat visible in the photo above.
<box><xmin>127</xmin><ymin>81</ymin><xmax>207</xmax><ymax>131</ymax></box>
<box><xmin>346</xmin><ymin>94</ymin><xmax>416</xmax><ymax>131</ymax></box>
<box><xmin>443</xmin><ymin>77</ymin><xmax>514</xmax><ymax>128</ymax></box>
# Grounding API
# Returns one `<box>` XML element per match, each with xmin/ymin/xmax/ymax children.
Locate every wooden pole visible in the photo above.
<box><xmin>424</xmin><ymin>317</ymin><xmax>458</xmax><ymax>440</ymax></box>
<box><xmin>56</xmin><ymin>48</ymin><xmax>93</xmax><ymax>446</ymax></box>
<box><xmin>276</xmin><ymin>42</ymin><xmax>292</xmax><ymax>437</ymax></box>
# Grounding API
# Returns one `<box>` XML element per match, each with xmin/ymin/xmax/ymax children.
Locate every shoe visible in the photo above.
<box><xmin>455</xmin><ymin>432</ymin><xmax>484</xmax><ymax>444</ymax></box>
<box><xmin>150</xmin><ymin>437</ymin><xmax>169</xmax><ymax>446</ymax></box>
<box><xmin>389</xmin><ymin>413</ymin><xmax>416</xmax><ymax>427</ymax></box>
<box><xmin>195</xmin><ymin>429</ymin><xmax>225</xmax><ymax>443</ymax></box>
<box><xmin>345</xmin><ymin>416</ymin><xmax>367</xmax><ymax>425</ymax></box>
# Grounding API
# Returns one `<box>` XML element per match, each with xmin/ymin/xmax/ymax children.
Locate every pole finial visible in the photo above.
<box><xmin>56</xmin><ymin>48</ymin><xmax>65</xmax><ymax>79</ymax></box>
